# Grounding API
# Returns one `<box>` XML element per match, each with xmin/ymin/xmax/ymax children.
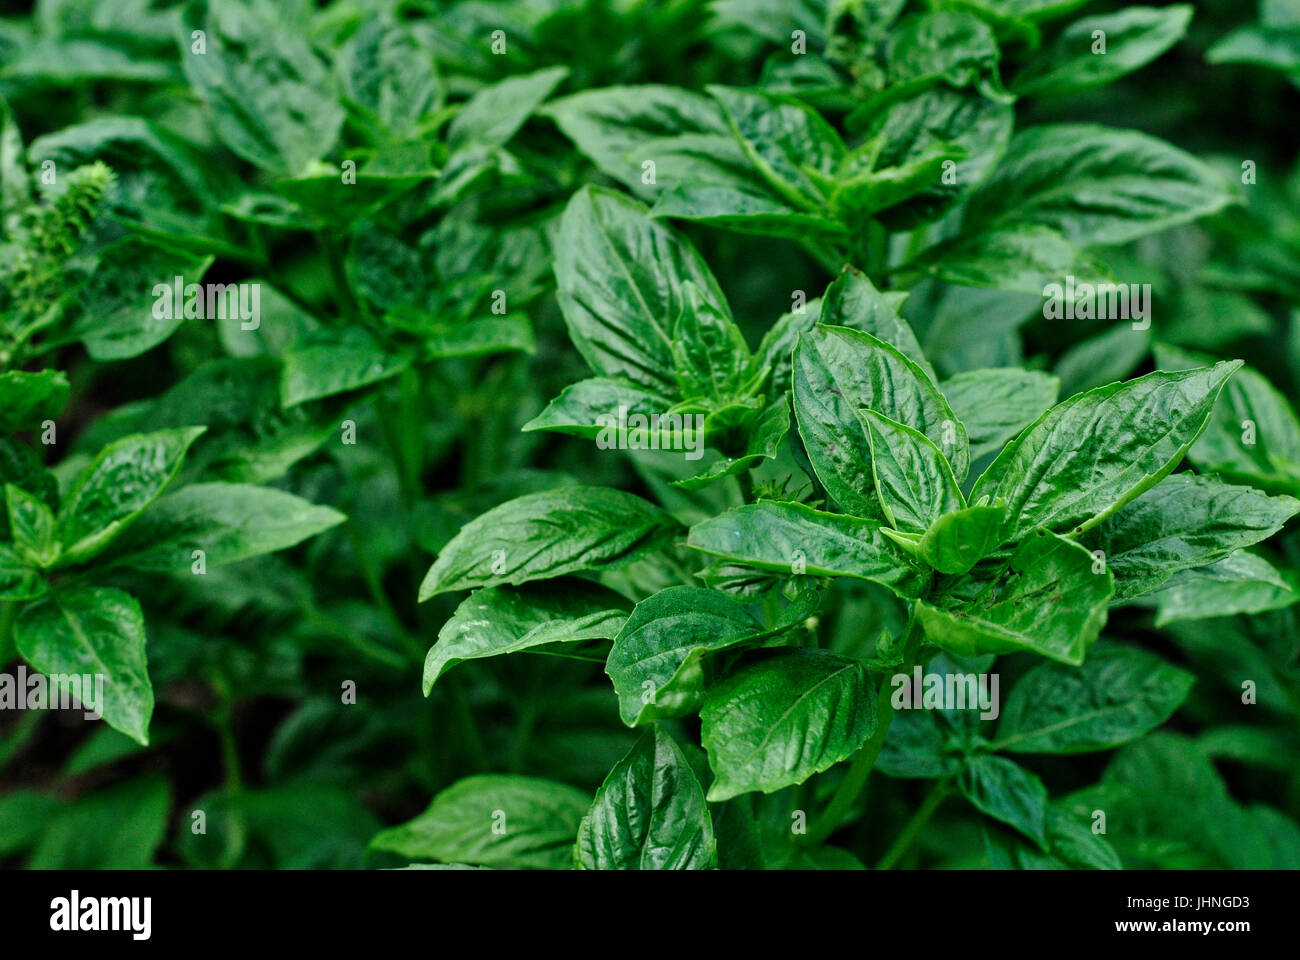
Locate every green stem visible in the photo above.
<box><xmin>802</xmin><ymin>611</ymin><xmax>925</xmax><ymax>846</ymax></box>
<box><xmin>317</xmin><ymin>229</ymin><xmax>358</xmax><ymax>320</ymax></box>
<box><xmin>210</xmin><ymin>677</ymin><xmax>243</xmax><ymax>795</ymax></box>
<box><xmin>875</xmin><ymin>774</ymin><xmax>953</xmax><ymax>870</ymax></box>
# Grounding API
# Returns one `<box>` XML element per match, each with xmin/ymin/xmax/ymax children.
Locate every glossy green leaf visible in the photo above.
<box><xmin>339</xmin><ymin>17</ymin><xmax>442</xmax><ymax>137</ymax></box>
<box><xmin>918</xmin><ymin>529</ymin><xmax>1112</xmax><ymax>664</ymax></box>
<box><xmin>111</xmin><ymin>482</ymin><xmax>345</xmax><ymax>571</ymax></box>
<box><xmin>57</xmin><ymin>427</ymin><xmax>205</xmax><ymax>564</ymax></box>
<box><xmin>446</xmin><ymin>66</ymin><xmax>568</xmax><ymax>153</ymax></box>
<box><xmin>920</xmin><ymin>503</ymin><xmax>1005</xmax><ymax>575</ymax></box>
<box><xmin>912</xmin><ymin>224</ymin><xmax>1113</xmax><ymax>294</ymax></box>
<box><xmin>0</xmin><ymin>370</ymin><xmax>69</xmax><ymax>432</ymax></box>
<box><xmin>820</xmin><ymin>268</ymin><xmax>935</xmax><ymax>382</ymax></box>
<box><xmin>958</xmin><ymin>754</ymin><xmax>1049</xmax><ymax>849</ymax></box>
<box><xmin>886</xmin><ymin>10</ymin><xmax>1003</xmax><ymax>92</ymax></box>
<box><xmin>5</xmin><ymin>483</ymin><xmax>58</xmax><ymax>568</ymax></box>
<box><xmin>706</xmin><ymin>85</ymin><xmax>845</xmax><ymax>208</ymax></box>
<box><xmin>995</xmin><ymin>646</ymin><xmax>1194</xmax><ymax>753</ymax></box>
<box><xmin>863</xmin><ymin>410</ymin><xmax>964</xmax><ymax>535</ymax></box>
<box><xmin>860</xmin><ymin>88</ymin><xmax>1013</xmax><ymax>229</ymax></box>
<box><xmin>522</xmin><ymin>378</ymin><xmax>674</xmax><ymax>439</ymax></box>
<box><xmin>672</xmin><ymin>281</ymin><xmax>751</xmax><ymax>402</ymax></box>
<box><xmin>604</xmin><ymin>586</ymin><xmax>805</xmax><ymax>726</ymax></box>
<box><xmin>370</xmin><ymin>775</ymin><xmax>590</xmax><ymax>869</ymax></box>
<box><xmin>15</xmin><ymin>586</ymin><xmax>152</xmax><ymax>745</ymax></box>
<box><xmin>543</xmin><ymin>85</ymin><xmax>750</xmax><ymax>197</ymax></box>
<box><xmin>419</xmin><ymin>487</ymin><xmax>679</xmax><ymax>598</ymax></box>
<box><xmin>1153</xmin><ymin>552</ymin><xmax>1298</xmax><ymax>625</ymax></box>
<box><xmin>425</xmin><ymin>582</ymin><xmax>629</xmax><ymax>693</ymax></box>
<box><xmin>0</xmin><ymin>543</ymin><xmax>45</xmax><ymax>601</ymax></box>
<box><xmin>576</xmin><ymin>727</ymin><xmax>716</xmax><ymax>869</ymax></box>
<box><xmin>1155</xmin><ymin>344</ymin><xmax>1300</xmax><ymax>493</ymax></box>
<box><xmin>1014</xmin><ymin>6</ymin><xmax>1194</xmax><ymax>96</ymax></box>
<box><xmin>964</xmin><ymin>124</ymin><xmax>1234</xmax><ymax>247</ymax></box>
<box><xmin>702</xmin><ymin>649</ymin><xmax>876</xmax><ymax>801</ymax></box>
<box><xmin>554</xmin><ymin>186</ymin><xmax>728</xmax><ymax>392</ymax></box>
<box><xmin>970</xmin><ymin>362</ymin><xmax>1241</xmax><ymax>542</ymax></box>
<box><xmin>941</xmin><ymin>369</ymin><xmax>1059</xmax><ymax>461</ymax></box>
<box><xmin>793</xmin><ymin>324</ymin><xmax>969</xmax><ymax>518</ymax></box>
<box><xmin>280</xmin><ymin>327</ymin><xmax>411</xmax><ymax>408</ymax></box>
<box><xmin>687</xmin><ymin>500</ymin><xmax>929</xmax><ymax>596</ymax></box>
<box><xmin>181</xmin><ymin>0</ymin><xmax>343</xmax><ymax>176</ymax></box>
<box><xmin>1083</xmin><ymin>473</ymin><xmax>1300</xmax><ymax>600</ymax></box>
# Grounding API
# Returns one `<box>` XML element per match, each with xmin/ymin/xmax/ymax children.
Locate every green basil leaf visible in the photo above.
<box><xmin>0</xmin><ymin>370</ymin><xmax>69</xmax><ymax>432</ymax></box>
<box><xmin>419</xmin><ymin>487</ymin><xmax>679</xmax><ymax>599</ymax></box>
<box><xmin>338</xmin><ymin>17</ymin><xmax>443</xmax><ymax>138</ymax></box>
<box><xmin>576</xmin><ymin>727</ymin><xmax>716</xmax><ymax>869</ymax></box>
<box><xmin>964</xmin><ymin>124</ymin><xmax>1235</xmax><ymax>247</ymax></box>
<box><xmin>687</xmin><ymin>500</ymin><xmax>930</xmax><ymax>596</ymax></box>
<box><xmin>994</xmin><ymin>646</ymin><xmax>1194</xmax><ymax>753</ymax></box>
<box><xmin>1155</xmin><ymin>344</ymin><xmax>1300</xmax><ymax>493</ymax></box>
<box><xmin>370</xmin><ymin>775</ymin><xmax>590</xmax><ymax>869</ymax></box>
<box><xmin>522</xmin><ymin>378</ymin><xmax>674</xmax><ymax>439</ymax></box>
<box><xmin>605</xmin><ymin>585</ymin><xmax>807</xmax><ymax>726</ymax></box>
<box><xmin>886</xmin><ymin>10</ymin><xmax>1004</xmax><ymax>93</ymax></box>
<box><xmin>702</xmin><ymin>649</ymin><xmax>876</xmax><ymax>801</ymax></box>
<box><xmin>651</xmin><ymin>182</ymin><xmax>837</xmax><ymax>239</ymax></box>
<box><xmin>543</xmin><ymin>85</ymin><xmax>750</xmax><ymax>197</ymax></box>
<box><xmin>111</xmin><ymin>482</ymin><xmax>345</xmax><ymax>572</ymax></box>
<box><xmin>421</xmin><ymin>315</ymin><xmax>535</xmax><ymax>358</ymax></box>
<box><xmin>181</xmin><ymin>0</ymin><xmax>343</xmax><ymax>177</ymax></box>
<box><xmin>912</xmin><ymin>223</ymin><xmax>1114</xmax><ymax>294</ymax></box>
<box><xmin>57</xmin><ymin>426</ymin><xmax>205</xmax><ymax>564</ymax></box>
<box><xmin>877</xmin><ymin>707</ymin><xmax>958</xmax><ymax>779</ymax></box>
<box><xmin>673</xmin><ymin>395</ymin><xmax>790</xmax><ymax>491</ymax></box>
<box><xmin>1207</xmin><ymin>23</ymin><xmax>1300</xmax><ymax>74</ymax></box>
<box><xmin>755</xmin><ymin>298</ymin><xmax>822</xmax><ymax>398</ymax></box>
<box><xmin>0</xmin><ymin>96</ymin><xmax>29</xmax><ymax>217</ymax></box>
<box><xmin>28</xmin><ymin>775</ymin><xmax>171</xmax><ymax>870</ymax></box>
<box><xmin>0</xmin><ymin>543</ymin><xmax>45</xmax><ymax>601</ymax></box>
<box><xmin>1053</xmin><ymin>323</ymin><xmax>1151</xmax><ymax>398</ymax></box>
<box><xmin>858</xmin><ymin>88</ymin><xmax>1013</xmax><ymax>229</ymax></box>
<box><xmin>918</xmin><ymin>529</ymin><xmax>1112</xmax><ymax>664</ymax></box>
<box><xmin>793</xmin><ymin>324</ymin><xmax>968</xmax><ymax>518</ymax></box>
<box><xmin>424</xmin><ymin>581</ymin><xmax>630</xmax><ymax>693</ymax></box>
<box><xmin>71</xmin><ymin>238</ymin><xmax>214</xmax><ymax>361</ymax></box>
<box><xmin>985</xmin><ymin>805</ymin><xmax>1121</xmax><ymax>869</ymax></box>
<box><xmin>1153</xmin><ymin>552</ymin><xmax>1298</xmax><ymax>625</ymax></box>
<box><xmin>941</xmin><ymin>368</ymin><xmax>1059</xmax><ymax>461</ymax></box>
<box><xmin>970</xmin><ymin>362</ymin><xmax>1241</xmax><ymax>542</ymax></box>
<box><xmin>0</xmin><ymin>438</ymin><xmax>57</xmax><ymax>539</ymax></box>
<box><xmin>920</xmin><ymin>503</ymin><xmax>1006</xmax><ymax>575</ymax></box>
<box><xmin>555</xmin><ymin>185</ymin><xmax>728</xmax><ymax>392</ymax></box>
<box><xmin>821</xmin><ymin>268</ymin><xmax>936</xmax><ymax>382</ymax></box>
<box><xmin>280</xmin><ymin>327</ymin><xmax>412</xmax><ymax>408</ymax></box>
<box><xmin>1083</xmin><ymin>474</ymin><xmax>1300</xmax><ymax>600</ymax></box>
<box><xmin>446</xmin><ymin>66</ymin><xmax>568</xmax><ymax>153</ymax></box>
<box><xmin>672</xmin><ymin>281</ymin><xmax>752</xmax><ymax>402</ymax></box>
<box><xmin>5</xmin><ymin>483</ymin><xmax>58</xmax><ymax>568</ymax></box>
<box><xmin>958</xmin><ymin>754</ymin><xmax>1049</xmax><ymax>850</ymax></box>
<box><xmin>706</xmin><ymin>85</ymin><xmax>845</xmax><ymax>209</ymax></box>
<box><xmin>863</xmin><ymin>409</ymin><xmax>964</xmax><ymax>535</ymax></box>
<box><xmin>1014</xmin><ymin>5</ymin><xmax>1194</xmax><ymax>97</ymax></box>
<box><xmin>15</xmin><ymin>586</ymin><xmax>152</xmax><ymax>745</ymax></box>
